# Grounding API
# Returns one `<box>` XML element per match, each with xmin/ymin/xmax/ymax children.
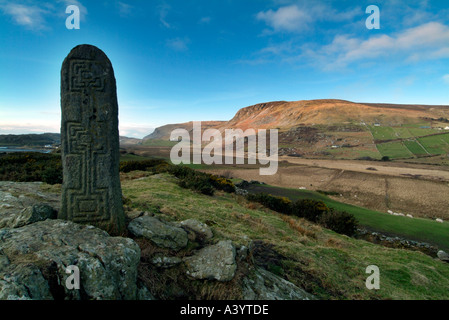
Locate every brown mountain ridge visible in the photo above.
<box><xmin>142</xmin><ymin>99</ymin><xmax>449</xmax><ymax>159</ymax></box>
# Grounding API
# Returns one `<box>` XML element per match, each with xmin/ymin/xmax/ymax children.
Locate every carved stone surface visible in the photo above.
<box><xmin>60</xmin><ymin>44</ymin><xmax>125</xmax><ymax>235</ymax></box>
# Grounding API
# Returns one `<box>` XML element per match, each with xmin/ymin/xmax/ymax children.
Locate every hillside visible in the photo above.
<box><xmin>0</xmin><ymin>133</ymin><xmax>60</xmax><ymax>147</ymax></box>
<box><xmin>119</xmin><ymin>171</ymin><xmax>449</xmax><ymax>300</ymax></box>
<box><xmin>223</xmin><ymin>99</ymin><xmax>449</xmax><ymax>129</ymax></box>
<box><xmin>0</xmin><ymin>133</ymin><xmax>141</xmax><ymax>148</ymax></box>
<box><xmin>2</xmin><ymin>152</ymin><xmax>449</xmax><ymax>300</ymax></box>
<box><xmin>143</xmin><ymin>121</ymin><xmax>226</xmax><ymax>142</ymax></box>
<box><xmin>143</xmin><ymin>99</ymin><xmax>449</xmax><ymax>160</ymax></box>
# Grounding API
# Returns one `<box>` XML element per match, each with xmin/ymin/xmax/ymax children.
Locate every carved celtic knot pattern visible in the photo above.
<box><xmin>64</xmin><ymin>59</ymin><xmax>110</xmax><ymax>223</ymax></box>
<box><xmin>70</xmin><ymin>60</ymin><xmax>105</xmax><ymax>93</ymax></box>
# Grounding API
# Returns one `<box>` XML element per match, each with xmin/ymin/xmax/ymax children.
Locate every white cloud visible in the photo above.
<box><xmin>256</xmin><ymin>3</ymin><xmax>360</xmax><ymax>33</ymax></box>
<box><xmin>117</xmin><ymin>1</ymin><xmax>132</xmax><ymax>16</ymax></box>
<box><xmin>158</xmin><ymin>3</ymin><xmax>171</xmax><ymax>28</ymax></box>
<box><xmin>443</xmin><ymin>75</ymin><xmax>449</xmax><ymax>85</ymax></box>
<box><xmin>304</xmin><ymin>22</ymin><xmax>449</xmax><ymax>69</ymax></box>
<box><xmin>0</xmin><ymin>0</ymin><xmax>88</xmax><ymax>30</ymax></box>
<box><xmin>256</xmin><ymin>5</ymin><xmax>311</xmax><ymax>33</ymax></box>
<box><xmin>199</xmin><ymin>16</ymin><xmax>211</xmax><ymax>24</ymax></box>
<box><xmin>119</xmin><ymin>124</ymin><xmax>154</xmax><ymax>139</ymax></box>
<box><xmin>166</xmin><ymin>37</ymin><xmax>190</xmax><ymax>52</ymax></box>
<box><xmin>0</xmin><ymin>3</ymin><xmax>48</xmax><ymax>29</ymax></box>
<box><xmin>0</xmin><ymin>121</ymin><xmax>59</xmax><ymax>134</ymax></box>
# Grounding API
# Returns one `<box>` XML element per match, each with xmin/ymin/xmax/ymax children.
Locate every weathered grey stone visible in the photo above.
<box><xmin>128</xmin><ymin>216</ymin><xmax>188</xmax><ymax>250</ymax></box>
<box><xmin>0</xmin><ymin>182</ymin><xmax>60</xmax><ymax>229</ymax></box>
<box><xmin>0</xmin><ymin>264</ymin><xmax>52</xmax><ymax>300</ymax></box>
<box><xmin>0</xmin><ymin>204</ymin><xmax>56</xmax><ymax>229</ymax></box>
<box><xmin>183</xmin><ymin>240</ymin><xmax>237</xmax><ymax>281</ymax></box>
<box><xmin>0</xmin><ymin>220</ymin><xmax>140</xmax><ymax>300</ymax></box>
<box><xmin>0</xmin><ymin>253</ymin><xmax>10</xmax><ymax>270</ymax></box>
<box><xmin>437</xmin><ymin>250</ymin><xmax>449</xmax><ymax>263</ymax></box>
<box><xmin>60</xmin><ymin>44</ymin><xmax>125</xmax><ymax>235</ymax></box>
<box><xmin>242</xmin><ymin>266</ymin><xmax>315</xmax><ymax>300</ymax></box>
<box><xmin>180</xmin><ymin>219</ymin><xmax>213</xmax><ymax>243</ymax></box>
<box><xmin>150</xmin><ymin>254</ymin><xmax>182</xmax><ymax>268</ymax></box>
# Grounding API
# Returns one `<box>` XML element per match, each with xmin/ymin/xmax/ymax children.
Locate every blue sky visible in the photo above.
<box><xmin>1</xmin><ymin>0</ymin><xmax>449</xmax><ymax>138</ymax></box>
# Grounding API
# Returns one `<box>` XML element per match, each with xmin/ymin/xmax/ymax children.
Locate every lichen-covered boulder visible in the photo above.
<box><xmin>242</xmin><ymin>266</ymin><xmax>315</xmax><ymax>300</ymax></box>
<box><xmin>180</xmin><ymin>219</ymin><xmax>213</xmax><ymax>243</ymax></box>
<box><xmin>437</xmin><ymin>250</ymin><xmax>449</xmax><ymax>263</ymax></box>
<box><xmin>0</xmin><ymin>204</ymin><xmax>56</xmax><ymax>229</ymax></box>
<box><xmin>150</xmin><ymin>254</ymin><xmax>182</xmax><ymax>269</ymax></box>
<box><xmin>183</xmin><ymin>240</ymin><xmax>237</xmax><ymax>281</ymax></box>
<box><xmin>0</xmin><ymin>220</ymin><xmax>140</xmax><ymax>300</ymax></box>
<box><xmin>128</xmin><ymin>216</ymin><xmax>188</xmax><ymax>250</ymax></box>
<box><xmin>0</xmin><ymin>181</ymin><xmax>60</xmax><ymax>230</ymax></box>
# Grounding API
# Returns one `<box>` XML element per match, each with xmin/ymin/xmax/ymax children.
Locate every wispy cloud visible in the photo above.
<box><xmin>166</xmin><ymin>37</ymin><xmax>190</xmax><ymax>52</ymax></box>
<box><xmin>0</xmin><ymin>0</ymin><xmax>87</xmax><ymax>30</ymax></box>
<box><xmin>158</xmin><ymin>3</ymin><xmax>171</xmax><ymax>28</ymax></box>
<box><xmin>119</xmin><ymin>124</ymin><xmax>154</xmax><ymax>139</ymax></box>
<box><xmin>0</xmin><ymin>121</ymin><xmax>60</xmax><ymax>134</ymax></box>
<box><xmin>198</xmin><ymin>16</ymin><xmax>211</xmax><ymax>24</ymax></box>
<box><xmin>256</xmin><ymin>5</ymin><xmax>311</xmax><ymax>33</ymax></box>
<box><xmin>0</xmin><ymin>2</ymin><xmax>48</xmax><ymax>30</ymax></box>
<box><xmin>256</xmin><ymin>3</ymin><xmax>360</xmax><ymax>34</ymax></box>
<box><xmin>250</xmin><ymin>21</ymin><xmax>449</xmax><ymax>70</ymax></box>
<box><xmin>312</xmin><ymin>22</ymin><xmax>449</xmax><ymax>69</ymax></box>
<box><xmin>443</xmin><ymin>74</ymin><xmax>449</xmax><ymax>85</ymax></box>
<box><xmin>117</xmin><ymin>1</ymin><xmax>132</xmax><ymax>17</ymax></box>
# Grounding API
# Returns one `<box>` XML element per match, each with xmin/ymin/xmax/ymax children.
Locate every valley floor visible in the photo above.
<box><xmin>204</xmin><ymin>157</ymin><xmax>449</xmax><ymax>221</ymax></box>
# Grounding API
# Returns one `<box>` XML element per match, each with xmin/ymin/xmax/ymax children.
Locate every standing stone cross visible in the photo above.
<box><xmin>60</xmin><ymin>44</ymin><xmax>125</xmax><ymax>235</ymax></box>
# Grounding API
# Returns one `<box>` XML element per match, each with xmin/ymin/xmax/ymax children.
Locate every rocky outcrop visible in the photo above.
<box><xmin>437</xmin><ymin>250</ymin><xmax>449</xmax><ymax>263</ymax></box>
<box><xmin>357</xmin><ymin>228</ymin><xmax>438</xmax><ymax>257</ymax></box>
<box><xmin>0</xmin><ymin>204</ymin><xmax>56</xmax><ymax>229</ymax></box>
<box><xmin>183</xmin><ymin>240</ymin><xmax>237</xmax><ymax>281</ymax></box>
<box><xmin>243</xmin><ymin>266</ymin><xmax>315</xmax><ymax>300</ymax></box>
<box><xmin>128</xmin><ymin>216</ymin><xmax>188</xmax><ymax>250</ymax></box>
<box><xmin>1</xmin><ymin>181</ymin><xmax>316</xmax><ymax>300</ymax></box>
<box><xmin>0</xmin><ymin>182</ymin><xmax>60</xmax><ymax>230</ymax></box>
<box><xmin>179</xmin><ymin>219</ymin><xmax>213</xmax><ymax>243</ymax></box>
<box><xmin>0</xmin><ymin>220</ymin><xmax>140</xmax><ymax>300</ymax></box>
<box><xmin>150</xmin><ymin>255</ymin><xmax>182</xmax><ymax>269</ymax></box>
<box><xmin>0</xmin><ymin>181</ymin><xmax>60</xmax><ymax>211</ymax></box>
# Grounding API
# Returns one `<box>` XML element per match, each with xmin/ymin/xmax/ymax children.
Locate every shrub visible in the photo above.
<box><xmin>246</xmin><ymin>193</ymin><xmax>292</xmax><ymax>215</ymax></box>
<box><xmin>42</xmin><ymin>166</ymin><xmax>63</xmax><ymax>184</ymax></box>
<box><xmin>291</xmin><ymin>199</ymin><xmax>330</xmax><ymax>222</ymax></box>
<box><xmin>209</xmin><ymin>175</ymin><xmax>235</xmax><ymax>193</ymax></box>
<box><xmin>319</xmin><ymin>210</ymin><xmax>358</xmax><ymax>236</ymax></box>
<box><xmin>178</xmin><ymin>173</ymin><xmax>215</xmax><ymax>196</ymax></box>
<box><xmin>167</xmin><ymin>165</ymin><xmax>235</xmax><ymax>195</ymax></box>
<box><xmin>245</xmin><ymin>192</ymin><xmax>358</xmax><ymax>237</ymax></box>
<box><xmin>119</xmin><ymin>159</ymin><xmax>168</xmax><ymax>173</ymax></box>
<box><xmin>0</xmin><ymin>152</ymin><xmax>62</xmax><ymax>184</ymax></box>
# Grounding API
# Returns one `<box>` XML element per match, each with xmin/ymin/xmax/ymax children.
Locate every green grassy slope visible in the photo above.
<box><xmin>244</xmin><ymin>184</ymin><xmax>449</xmax><ymax>252</ymax></box>
<box><xmin>121</xmin><ymin>172</ymin><xmax>449</xmax><ymax>300</ymax></box>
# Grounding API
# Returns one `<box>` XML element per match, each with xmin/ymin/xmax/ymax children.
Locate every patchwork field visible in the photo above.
<box><xmin>367</xmin><ymin>122</ymin><xmax>449</xmax><ymax>159</ymax></box>
<box><xmin>204</xmin><ymin>157</ymin><xmax>449</xmax><ymax>221</ymax></box>
<box><xmin>377</xmin><ymin>141</ymin><xmax>413</xmax><ymax>159</ymax></box>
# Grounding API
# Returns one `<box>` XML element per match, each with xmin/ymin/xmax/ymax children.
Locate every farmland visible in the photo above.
<box><xmin>368</xmin><ymin>123</ymin><xmax>449</xmax><ymax>159</ymax></box>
